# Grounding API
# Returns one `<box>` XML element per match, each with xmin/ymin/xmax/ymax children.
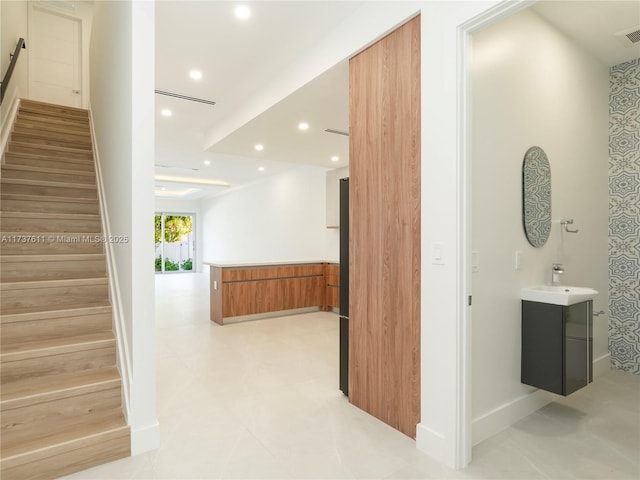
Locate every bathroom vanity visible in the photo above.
<box><xmin>521</xmin><ymin>294</ymin><xmax>594</xmax><ymax>396</ymax></box>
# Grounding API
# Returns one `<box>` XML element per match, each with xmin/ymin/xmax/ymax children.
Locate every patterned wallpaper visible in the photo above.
<box><xmin>609</xmin><ymin>58</ymin><xmax>640</xmax><ymax>375</ymax></box>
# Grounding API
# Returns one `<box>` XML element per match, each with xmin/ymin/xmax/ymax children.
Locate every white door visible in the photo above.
<box><xmin>29</xmin><ymin>7</ymin><xmax>82</xmax><ymax>107</ymax></box>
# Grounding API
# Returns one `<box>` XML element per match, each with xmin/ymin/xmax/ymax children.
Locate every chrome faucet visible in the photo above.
<box><xmin>552</xmin><ymin>263</ymin><xmax>564</xmax><ymax>286</ymax></box>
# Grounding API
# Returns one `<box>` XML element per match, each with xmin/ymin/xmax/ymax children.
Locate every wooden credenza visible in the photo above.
<box><xmin>206</xmin><ymin>262</ymin><xmax>339</xmax><ymax>325</ymax></box>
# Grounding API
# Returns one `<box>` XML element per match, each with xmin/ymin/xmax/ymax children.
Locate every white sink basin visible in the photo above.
<box><xmin>521</xmin><ymin>285</ymin><xmax>598</xmax><ymax>306</ymax></box>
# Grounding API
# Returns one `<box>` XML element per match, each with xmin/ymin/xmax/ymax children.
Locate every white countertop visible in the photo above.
<box><xmin>204</xmin><ymin>260</ymin><xmax>339</xmax><ymax>268</ymax></box>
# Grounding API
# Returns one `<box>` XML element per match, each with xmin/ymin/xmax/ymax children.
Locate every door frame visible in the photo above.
<box><xmin>456</xmin><ymin>0</ymin><xmax>536</xmax><ymax>468</ymax></box>
<box><xmin>28</xmin><ymin>2</ymin><xmax>84</xmax><ymax>107</ymax></box>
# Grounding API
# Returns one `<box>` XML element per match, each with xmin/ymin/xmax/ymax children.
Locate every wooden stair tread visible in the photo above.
<box><xmin>0</xmin><ymin>305</ymin><xmax>112</xmax><ymax>324</ymax></box>
<box><xmin>1</xmin><ymin>164</ymin><xmax>95</xmax><ymax>177</ymax></box>
<box><xmin>15</xmin><ymin>111</ymin><xmax>90</xmax><ymax>125</ymax></box>
<box><xmin>0</xmin><ymin>277</ymin><xmax>109</xmax><ymax>292</ymax></box>
<box><xmin>0</xmin><ymin>332</ymin><xmax>115</xmax><ymax>361</ymax></box>
<box><xmin>0</xmin><ymin>230</ymin><xmax>102</xmax><ymax>239</ymax></box>
<box><xmin>9</xmin><ymin>132</ymin><xmax>92</xmax><ymax>146</ymax></box>
<box><xmin>8</xmin><ymin>141</ymin><xmax>92</xmax><ymax>154</ymax></box>
<box><xmin>0</xmin><ymin>254</ymin><xmax>105</xmax><ymax>263</ymax></box>
<box><xmin>0</xmin><ymin>414</ymin><xmax>127</xmax><ymax>465</ymax></box>
<box><xmin>13</xmin><ymin>124</ymin><xmax>90</xmax><ymax>136</ymax></box>
<box><xmin>13</xmin><ymin>123</ymin><xmax>91</xmax><ymax>137</ymax></box>
<box><xmin>0</xmin><ymin>212</ymin><xmax>100</xmax><ymax>222</ymax></box>
<box><xmin>0</xmin><ymin>301</ymin><xmax>111</xmax><ymax>317</ymax></box>
<box><xmin>19</xmin><ymin>99</ymin><xmax>88</xmax><ymax>116</ymax></box>
<box><xmin>0</xmin><ymin>178</ymin><xmax>97</xmax><ymax>190</ymax></box>
<box><xmin>2</xmin><ymin>151</ymin><xmax>93</xmax><ymax>164</ymax></box>
<box><xmin>1</xmin><ymin>366</ymin><xmax>119</xmax><ymax>407</ymax></box>
<box><xmin>0</xmin><ymin>194</ymin><xmax>98</xmax><ymax>205</ymax></box>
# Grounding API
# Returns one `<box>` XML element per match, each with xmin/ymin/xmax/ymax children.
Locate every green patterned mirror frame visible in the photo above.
<box><xmin>522</xmin><ymin>146</ymin><xmax>551</xmax><ymax>248</ymax></box>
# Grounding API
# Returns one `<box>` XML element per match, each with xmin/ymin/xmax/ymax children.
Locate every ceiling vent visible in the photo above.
<box><xmin>155</xmin><ymin>164</ymin><xmax>199</xmax><ymax>172</ymax></box>
<box><xmin>154</xmin><ymin>90</ymin><xmax>216</xmax><ymax>106</ymax></box>
<box><xmin>324</xmin><ymin>128</ymin><xmax>349</xmax><ymax>137</ymax></box>
<box><xmin>615</xmin><ymin>26</ymin><xmax>640</xmax><ymax>46</ymax></box>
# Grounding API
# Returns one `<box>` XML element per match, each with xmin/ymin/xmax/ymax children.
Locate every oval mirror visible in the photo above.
<box><xmin>522</xmin><ymin>146</ymin><xmax>551</xmax><ymax>248</ymax></box>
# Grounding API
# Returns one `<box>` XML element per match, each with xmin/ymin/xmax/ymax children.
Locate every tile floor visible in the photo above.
<box><xmin>64</xmin><ymin>272</ymin><xmax>640</xmax><ymax>479</ymax></box>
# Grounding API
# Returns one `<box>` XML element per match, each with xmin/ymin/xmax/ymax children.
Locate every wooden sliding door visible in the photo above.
<box><xmin>348</xmin><ymin>15</ymin><xmax>421</xmax><ymax>438</ymax></box>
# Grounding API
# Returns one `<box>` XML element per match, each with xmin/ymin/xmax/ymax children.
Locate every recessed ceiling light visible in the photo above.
<box><xmin>161</xmin><ymin>187</ymin><xmax>167</xmax><ymax>191</ymax></box>
<box><xmin>161</xmin><ymin>109</ymin><xmax>172</xmax><ymax>117</ymax></box>
<box><xmin>258</xmin><ymin>166</ymin><xmax>265</xmax><ymax>172</ymax></box>
<box><xmin>255</xmin><ymin>144</ymin><xmax>264</xmax><ymax>151</ymax></box>
<box><xmin>298</xmin><ymin>122</ymin><xmax>309</xmax><ymax>131</ymax></box>
<box><xmin>234</xmin><ymin>5</ymin><xmax>251</xmax><ymax>20</ymax></box>
<box><xmin>189</xmin><ymin>70</ymin><xmax>203</xmax><ymax>80</ymax></box>
<box><xmin>203</xmin><ymin>160</ymin><xmax>211</xmax><ymax>166</ymax></box>
<box><xmin>331</xmin><ymin>156</ymin><xmax>339</xmax><ymax>162</ymax></box>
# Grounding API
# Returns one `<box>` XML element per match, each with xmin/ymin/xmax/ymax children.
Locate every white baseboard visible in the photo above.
<box><xmin>593</xmin><ymin>353</ymin><xmax>611</xmax><ymax>378</ymax></box>
<box><xmin>472</xmin><ymin>388</ymin><xmax>552</xmax><ymax>446</ymax></box>
<box><xmin>131</xmin><ymin>421</ymin><xmax>160</xmax><ymax>456</ymax></box>
<box><xmin>416</xmin><ymin>423</ymin><xmax>456</xmax><ymax>468</ymax></box>
<box><xmin>471</xmin><ymin>353</ymin><xmax>613</xmax><ymax>446</ymax></box>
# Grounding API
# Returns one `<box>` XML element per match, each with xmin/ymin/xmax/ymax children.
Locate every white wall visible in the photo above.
<box><xmin>0</xmin><ymin>0</ymin><xmax>28</xmax><ymax>125</ymax></box>
<box><xmin>201</xmin><ymin>166</ymin><xmax>330</xmax><ymax>264</ymax></box>
<box><xmin>90</xmin><ymin>0</ymin><xmax>158</xmax><ymax>455</ymax></box>
<box><xmin>470</xmin><ymin>8</ymin><xmax>609</xmax><ymax>444</ymax></box>
<box><xmin>154</xmin><ymin>198</ymin><xmax>203</xmax><ymax>272</ymax></box>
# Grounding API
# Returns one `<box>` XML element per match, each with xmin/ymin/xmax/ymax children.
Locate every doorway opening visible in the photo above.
<box><xmin>155</xmin><ymin>212</ymin><xmax>195</xmax><ymax>273</ymax></box>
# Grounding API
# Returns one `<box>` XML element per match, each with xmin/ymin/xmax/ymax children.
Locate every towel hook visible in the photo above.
<box><xmin>561</xmin><ymin>219</ymin><xmax>579</xmax><ymax>233</ymax></box>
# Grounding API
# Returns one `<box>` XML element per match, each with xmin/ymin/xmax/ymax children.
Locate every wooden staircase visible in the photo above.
<box><xmin>0</xmin><ymin>99</ymin><xmax>130</xmax><ymax>479</ymax></box>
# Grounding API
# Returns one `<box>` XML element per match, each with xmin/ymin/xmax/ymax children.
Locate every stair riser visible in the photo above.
<box><xmin>14</xmin><ymin>117</ymin><xmax>90</xmax><ymax>136</ymax></box>
<box><xmin>3</xmin><ymin>154</ymin><xmax>95</xmax><ymax>172</ymax></box>
<box><xmin>0</xmin><ymin>284</ymin><xmax>109</xmax><ymax>312</ymax></box>
<box><xmin>0</xmin><ymin>346</ymin><xmax>115</xmax><ymax>383</ymax></box>
<box><xmin>12</xmin><ymin>124</ymin><xmax>90</xmax><ymax>141</ymax></box>
<box><xmin>1</xmin><ymin>217</ymin><xmax>101</xmax><ymax>233</ymax></box>
<box><xmin>0</xmin><ymin>198</ymin><xmax>100</xmax><ymax>215</ymax></box>
<box><xmin>7</xmin><ymin>145</ymin><xmax>93</xmax><ymax>161</ymax></box>
<box><xmin>10</xmin><ymin>133</ymin><xmax>92</xmax><ymax>150</ymax></box>
<box><xmin>1</xmin><ymin>168</ymin><xmax>95</xmax><ymax>185</ymax></box>
<box><xmin>0</xmin><ymin>427</ymin><xmax>130</xmax><ymax>480</ymax></box>
<box><xmin>19</xmin><ymin>102</ymin><xmax>89</xmax><ymax>119</ymax></box>
<box><xmin>0</xmin><ymin>183</ymin><xmax>97</xmax><ymax>200</ymax></box>
<box><xmin>0</xmin><ymin>259</ymin><xmax>106</xmax><ymax>283</ymax></box>
<box><xmin>16</xmin><ymin>111</ymin><xmax>89</xmax><ymax>126</ymax></box>
<box><xmin>0</xmin><ymin>313</ymin><xmax>112</xmax><ymax>345</ymax></box>
<box><xmin>1</xmin><ymin>388</ymin><xmax>122</xmax><ymax>444</ymax></box>
<box><xmin>0</xmin><ymin>236</ymin><xmax>104</xmax><ymax>254</ymax></box>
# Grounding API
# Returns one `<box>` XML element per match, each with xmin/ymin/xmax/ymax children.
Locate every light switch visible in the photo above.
<box><xmin>515</xmin><ymin>251</ymin><xmax>522</xmax><ymax>271</ymax></box>
<box><xmin>431</xmin><ymin>242</ymin><xmax>445</xmax><ymax>265</ymax></box>
<box><xmin>213</xmin><ymin>280</ymin><xmax>218</xmax><ymax>290</ymax></box>
<box><xmin>472</xmin><ymin>251</ymin><xmax>479</xmax><ymax>273</ymax></box>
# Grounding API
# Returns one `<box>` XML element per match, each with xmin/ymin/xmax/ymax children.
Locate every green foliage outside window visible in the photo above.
<box><xmin>155</xmin><ymin>215</ymin><xmax>193</xmax><ymax>243</ymax></box>
<box><xmin>164</xmin><ymin>259</ymin><xmax>180</xmax><ymax>271</ymax></box>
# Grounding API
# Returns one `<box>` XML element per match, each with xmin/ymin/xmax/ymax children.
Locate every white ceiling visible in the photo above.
<box><xmin>532</xmin><ymin>1</ymin><xmax>640</xmax><ymax>66</ymax></box>
<box><xmin>154</xmin><ymin>1</ymin><xmax>362</xmax><ymax>200</ymax></box>
<box><xmin>155</xmin><ymin>1</ymin><xmax>640</xmax><ymax>201</ymax></box>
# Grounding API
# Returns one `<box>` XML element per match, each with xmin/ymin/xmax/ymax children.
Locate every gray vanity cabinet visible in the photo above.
<box><xmin>521</xmin><ymin>300</ymin><xmax>593</xmax><ymax>396</ymax></box>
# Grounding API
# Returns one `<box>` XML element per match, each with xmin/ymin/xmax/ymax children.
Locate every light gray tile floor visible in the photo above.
<box><xmin>64</xmin><ymin>272</ymin><xmax>640</xmax><ymax>480</ymax></box>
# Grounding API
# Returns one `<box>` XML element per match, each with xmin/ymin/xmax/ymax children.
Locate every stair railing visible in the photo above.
<box><xmin>0</xmin><ymin>37</ymin><xmax>26</xmax><ymax>105</ymax></box>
